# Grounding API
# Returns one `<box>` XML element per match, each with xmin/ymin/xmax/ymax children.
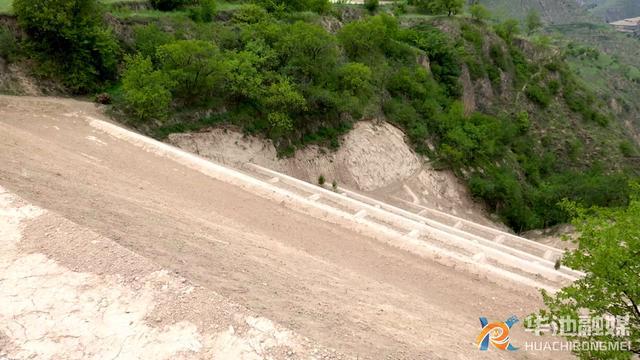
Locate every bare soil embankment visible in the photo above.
<box><xmin>0</xmin><ymin>96</ymin><xmax>571</xmax><ymax>359</ymax></box>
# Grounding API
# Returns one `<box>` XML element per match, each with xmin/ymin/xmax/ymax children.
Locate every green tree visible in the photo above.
<box><xmin>156</xmin><ymin>40</ymin><xmax>227</xmax><ymax>103</ymax></box>
<box><xmin>262</xmin><ymin>77</ymin><xmax>307</xmax><ymax>113</ymax></box>
<box><xmin>262</xmin><ymin>78</ymin><xmax>306</xmax><ymax>137</ymax></box>
<box><xmin>337</xmin><ymin>62</ymin><xmax>373</xmax><ymax>96</ymax></box>
<box><xmin>189</xmin><ymin>0</ymin><xmax>217</xmax><ymax>22</ymax></box>
<box><xmin>277</xmin><ymin>22</ymin><xmax>338</xmax><ymax>81</ymax></box>
<box><xmin>469</xmin><ymin>4</ymin><xmax>490</xmax><ymax>22</ymax></box>
<box><xmin>225</xmin><ymin>50</ymin><xmax>263</xmax><ymax>100</ymax></box>
<box><xmin>337</xmin><ymin>15</ymin><xmax>397</xmax><ymax>61</ymax></box>
<box><xmin>537</xmin><ymin>188</ymin><xmax>640</xmax><ymax>358</ymax></box>
<box><xmin>494</xmin><ymin>19</ymin><xmax>521</xmax><ymax>42</ymax></box>
<box><xmin>399</xmin><ymin>26</ymin><xmax>462</xmax><ymax>97</ymax></box>
<box><xmin>233</xmin><ymin>4</ymin><xmax>270</xmax><ymax>23</ymax></box>
<box><xmin>133</xmin><ymin>24</ymin><xmax>175</xmax><ymax>63</ymax></box>
<box><xmin>13</xmin><ymin>0</ymin><xmax>119</xmax><ymax>93</ymax></box>
<box><xmin>267</xmin><ymin>112</ymin><xmax>294</xmax><ymax>136</ymax></box>
<box><xmin>121</xmin><ymin>54</ymin><xmax>174</xmax><ymax>121</ymax></box>
<box><xmin>526</xmin><ymin>9</ymin><xmax>543</xmax><ymax>35</ymax></box>
<box><xmin>429</xmin><ymin>0</ymin><xmax>464</xmax><ymax>16</ymax></box>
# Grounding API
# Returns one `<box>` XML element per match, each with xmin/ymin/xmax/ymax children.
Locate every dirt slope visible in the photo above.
<box><xmin>0</xmin><ymin>95</ymin><xmax>571</xmax><ymax>359</ymax></box>
<box><xmin>0</xmin><ymin>187</ymin><xmax>334</xmax><ymax>359</ymax></box>
<box><xmin>168</xmin><ymin>121</ymin><xmax>500</xmax><ymax>228</ymax></box>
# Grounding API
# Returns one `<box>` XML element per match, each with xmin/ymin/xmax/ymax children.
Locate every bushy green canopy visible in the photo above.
<box><xmin>538</xmin><ymin>187</ymin><xmax>640</xmax><ymax>358</ymax></box>
<box><xmin>13</xmin><ymin>0</ymin><xmax>118</xmax><ymax>92</ymax></box>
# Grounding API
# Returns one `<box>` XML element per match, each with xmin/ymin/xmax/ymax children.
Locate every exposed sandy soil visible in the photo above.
<box><xmin>522</xmin><ymin>224</ymin><xmax>579</xmax><ymax>250</ymax></box>
<box><xmin>168</xmin><ymin>121</ymin><xmax>422</xmax><ymax>192</ymax></box>
<box><xmin>1</xmin><ymin>188</ymin><xmax>331</xmax><ymax>359</ymax></box>
<box><xmin>0</xmin><ymin>95</ymin><xmax>573</xmax><ymax>359</ymax></box>
<box><xmin>0</xmin><ymin>63</ymin><xmax>42</xmax><ymax>96</ymax></box>
<box><xmin>168</xmin><ymin>120</ymin><xmax>499</xmax><ymax>228</ymax></box>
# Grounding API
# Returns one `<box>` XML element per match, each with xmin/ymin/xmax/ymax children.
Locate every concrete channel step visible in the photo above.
<box><xmin>341</xmin><ymin>189</ymin><xmax>583</xmax><ymax>280</ymax></box>
<box><xmin>390</xmin><ymin>197</ymin><xmax>567</xmax><ymax>260</ymax></box>
<box><xmin>243</xmin><ymin>163</ymin><xmax>582</xmax><ymax>291</ymax></box>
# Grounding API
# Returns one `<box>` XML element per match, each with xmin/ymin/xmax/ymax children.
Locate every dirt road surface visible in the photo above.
<box><xmin>0</xmin><ymin>96</ymin><xmax>572</xmax><ymax>359</ymax></box>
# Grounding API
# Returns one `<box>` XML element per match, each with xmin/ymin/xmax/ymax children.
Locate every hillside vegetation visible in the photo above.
<box><xmin>586</xmin><ymin>0</ymin><xmax>640</xmax><ymax>22</ymax></box>
<box><xmin>477</xmin><ymin>0</ymin><xmax>591</xmax><ymax>24</ymax></box>
<box><xmin>0</xmin><ymin>0</ymin><xmax>638</xmax><ymax>233</ymax></box>
<box><xmin>548</xmin><ymin>23</ymin><xmax>640</xmax><ymax>142</ymax></box>
<box><xmin>478</xmin><ymin>0</ymin><xmax>640</xmax><ymax>23</ymax></box>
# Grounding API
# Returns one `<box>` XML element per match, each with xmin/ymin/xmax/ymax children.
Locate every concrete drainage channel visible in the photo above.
<box><xmin>244</xmin><ymin>164</ymin><xmax>582</xmax><ymax>291</ymax></box>
<box><xmin>88</xmin><ymin>117</ymin><xmax>580</xmax><ymax>293</ymax></box>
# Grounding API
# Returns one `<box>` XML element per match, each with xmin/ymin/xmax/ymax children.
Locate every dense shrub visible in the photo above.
<box><xmin>337</xmin><ymin>62</ymin><xmax>373</xmax><ymax>95</ymax></box>
<box><xmin>525</xmin><ymin>10</ymin><xmax>542</xmax><ymax>34</ymax></box>
<box><xmin>470</xmin><ymin>165</ymin><xmax>631</xmax><ymax>230</ymax></box>
<box><xmin>461</xmin><ymin>23</ymin><xmax>483</xmax><ymax>51</ymax></box>
<box><xmin>0</xmin><ymin>28</ymin><xmax>19</xmax><ymax>62</ymax></box>
<box><xmin>233</xmin><ymin>4</ymin><xmax>270</xmax><ymax>23</ymax></box>
<box><xmin>392</xmin><ymin>0</ymin><xmax>407</xmax><ymax>15</ymax></box>
<box><xmin>150</xmin><ymin>0</ymin><xmax>189</xmax><ymax>11</ymax></box>
<box><xmin>261</xmin><ymin>78</ymin><xmax>307</xmax><ymax>114</ymax></box>
<box><xmin>525</xmin><ymin>83</ymin><xmax>552</xmax><ymax>107</ymax></box>
<box><xmin>489</xmin><ymin>44</ymin><xmax>509</xmax><ymax>71</ymax></box>
<box><xmin>384</xmin><ymin>98</ymin><xmax>428</xmax><ymax>149</ymax></box>
<box><xmin>414</xmin><ymin>0</ymin><xmax>463</xmax><ymax>16</ymax></box>
<box><xmin>470</xmin><ymin>4</ymin><xmax>490</xmax><ymax>22</ymax></box>
<box><xmin>399</xmin><ymin>25</ymin><xmax>462</xmax><ymax>97</ymax></box>
<box><xmin>225</xmin><ymin>50</ymin><xmax>264</xmax><ymax>100</ymax></box>
<box><xmin>486</xmin><ymin>65</ymin><xmax>501</xmax><ymax>89</ymax></box>
<box><xmin>121</xmin><ymin>54</ymin><xmax>174</xmax><ymax>121</ymax></box>
<box><xmin>494</xmin><ymin>19</ymin><xmax>521</xmax><ymax>42</ymax></box>
<box><xmin>338</xmin><ymin>15</ymin><xmax>396</xmax><ymax>61</ymax></box>
<box><xmin>253</xmin><ymin>0</ymin><xmax>331</xmax><ymax>14</ymax></box>
<box><xmin>506</xmin><ymin>45</ymin><xmax>534</xmax><ymax>86</ymax></box>
<box><xmin>364</xmin><ymin>0</ymin><xmax>379</xmax><ymax>12</ymax></box>
<box><xmin>134</xmin><ymin>24</ymin><xmax>175</xmax><ymax>62</ymax></box>
<box><xmin>620</xmin><ymin>141</ymin><xmax>636</xmax><ymax>157</ymax></box>
<box><xmin>277</xmin><ymin>22</ymin><xmax>338</xmax><ymax>80</ymax></box>
<box><xmin>13</xmin><ymin>0</ymin><xmax>119</xmax><ymax>93</ymax></box>
<box><xmin>547</xmin><ymin>79</ymin><xmax>560</xmax><ymax>95</ymax></box>
<box><xmin>267</xmin><ymin>112</ymin><xmax>294</xmax><ymax>136</ymax></box>
<box><xmin>387</xmin><ymin>67</ymin><xmax>430</xmax><ymax>98</ymax></box>
<box><xmin>465</xmin><ymin>57</ymin><xmax>486</xmax><ymax>80</ymax></box>
<box><xmin>188</xmin><ymin>0</ymin><xmax>217</xmax><ymax>22</ymax></box>
<box><xmin>561</xmin><ymin>74</ymin><xmax>610</xmax><ymax>125</ymax></box>
<box><xmin>156</xmin><ymin>40</ymin><xmax>227</xmax><ymax>104</ymax></box>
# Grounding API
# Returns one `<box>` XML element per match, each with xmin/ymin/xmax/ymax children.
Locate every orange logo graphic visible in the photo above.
<box><xmin>476</xmin><ymin>316</ymin><xmax>519</xmax><ymax>351</ymax></box>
